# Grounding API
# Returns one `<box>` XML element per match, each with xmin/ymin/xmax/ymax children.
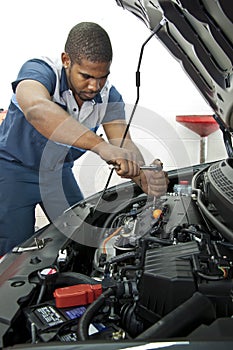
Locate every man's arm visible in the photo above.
<box><xmin>15</xmin><ymin>79</ymin><xmax>140</xmax><ymax>177</ymax></box>
<box><xmin>102</xmin><ymin>119</ymin><xmax>145</xmax><ymax>164</ymax></box>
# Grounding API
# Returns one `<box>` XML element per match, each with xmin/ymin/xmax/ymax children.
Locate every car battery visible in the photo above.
<box><xmin>24</xmin><ymin>302</ymin><xmax>87</xmax><ymax>342</ymax></box>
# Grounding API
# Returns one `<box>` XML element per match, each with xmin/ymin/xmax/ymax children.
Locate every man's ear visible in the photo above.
<box><xmin>61</xmin><ymin>52</ymin><xmax>71</xmax><ymax>69</ymax></box>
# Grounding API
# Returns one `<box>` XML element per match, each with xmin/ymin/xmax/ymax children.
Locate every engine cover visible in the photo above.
<box><xmin>139</xmin><ymin>241</ymin><xmax>199</xmax><ymax>316</ymax></box>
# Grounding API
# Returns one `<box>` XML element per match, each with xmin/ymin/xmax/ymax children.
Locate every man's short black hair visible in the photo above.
<box><xmin>65</xmin><ymin>22</ymin><xmax>113</xmax><ymax>64</ymax></box>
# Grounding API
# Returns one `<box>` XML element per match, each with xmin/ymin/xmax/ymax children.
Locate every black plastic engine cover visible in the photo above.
<box><xmin>138</xmin><ymin>241</ymin><xmax>199</xmax><ymax>316</ymax></box>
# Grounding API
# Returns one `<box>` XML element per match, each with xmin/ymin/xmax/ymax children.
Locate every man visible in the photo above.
<box><xmin>0</xmin><ymin>22</ymin><xmax>168</xmax><ymax>256</ymax></box>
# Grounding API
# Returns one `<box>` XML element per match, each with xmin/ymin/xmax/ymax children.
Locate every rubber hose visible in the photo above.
<box><xmin>54</xmin><ymin>272</ymin><xmax>100</xmax><ymax>288</ymax></box>
<box><xmin>136</xmin><ymin>292</ymin><xmax>216</xmax><ymax>340</ymax></box>
<box><xmin>77</xmin><ymin>288</ymin><xmax>114</xmax><ymax>341</ymax></box>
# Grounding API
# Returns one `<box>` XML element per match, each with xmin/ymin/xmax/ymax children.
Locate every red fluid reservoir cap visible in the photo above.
<box><xmin>179</xmin><ymin>180</ymin><xmax>189</xmax><ymax>185</ymax></box>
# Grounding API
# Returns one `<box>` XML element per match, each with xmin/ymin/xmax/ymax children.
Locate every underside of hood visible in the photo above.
<box><xmin>115</xmin><ymin>0</ymin><xmax>233</xmax><ymax>133</ymax></box>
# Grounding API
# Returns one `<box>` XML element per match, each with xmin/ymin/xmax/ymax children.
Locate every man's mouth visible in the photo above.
<box><xmin>80</xmin><ymin>91</ymin><xmax>99</xmax><ymax>100</ymax></box>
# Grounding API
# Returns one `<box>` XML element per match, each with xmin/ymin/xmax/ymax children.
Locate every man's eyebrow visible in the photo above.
<box><xmin>80</xmin><ymin>72</ymin><xmax>110</xmax><ymax>79</ymax></box>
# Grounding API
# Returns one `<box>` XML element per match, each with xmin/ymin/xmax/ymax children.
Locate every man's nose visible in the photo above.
<box><xmin>88</xmin><ymin>78</ymin><xmax>101</xmax><ymax>91</ymax></box>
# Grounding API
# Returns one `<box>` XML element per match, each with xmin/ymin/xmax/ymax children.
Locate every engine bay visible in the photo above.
<box><xmin>0</xmin><ymin>158</ymin><xmax>233</xmax><ymax>347</ymax></box>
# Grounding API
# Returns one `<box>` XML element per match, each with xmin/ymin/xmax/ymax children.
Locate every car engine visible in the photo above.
<box><xmin>0</xmin><ymin>158</ymin><xmax>233</xmax><ymax>347</ymax></box>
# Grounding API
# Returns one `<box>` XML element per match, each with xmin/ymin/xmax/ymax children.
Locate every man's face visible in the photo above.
<box><xmin>63</xmin><ymin>55</ymin><xmax>111</xmax><ymax>105</ymax></box>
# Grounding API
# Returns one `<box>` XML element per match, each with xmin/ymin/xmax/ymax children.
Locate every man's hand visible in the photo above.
<box><xmin>133</xmin><ymin>159</ymin><xmax>169</xmax><ymax>197</ymax></box>
<box><xmin>94</xmin><ymin>141</ymin><xmax>141</xmax><ymax>178</ymax></box>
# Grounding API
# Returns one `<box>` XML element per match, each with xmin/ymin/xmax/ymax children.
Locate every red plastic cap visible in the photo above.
<box><xmin>53</xmin><ymin>283</ymin><xmax>102</xmax><ymax>308</ymax></box>
<box><xmin>179</xmin><ymin>180</ymin><xmax>189</xmax><ymax>185</ymax></box>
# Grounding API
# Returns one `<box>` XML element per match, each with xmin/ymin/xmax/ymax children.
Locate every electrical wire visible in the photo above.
<box><xmin>102</xmin><ymin>226</ymin><xmax>122</xmax><ymax>254</ymax></box>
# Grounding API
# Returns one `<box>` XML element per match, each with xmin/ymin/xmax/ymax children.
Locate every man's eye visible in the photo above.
<box><xmin>82</xmin><ymin>74</ymin><xmax>89</xmax><ymax>79</ymax></box>
<box><xmin>82</xmin><ymin>74</ymin><xmax>95</xmax><ymax>80</ymax></box>
<box><xmin>81</xmin><ymin>74</ymin><xmax>107</xmax><ymax>81</ymax></box>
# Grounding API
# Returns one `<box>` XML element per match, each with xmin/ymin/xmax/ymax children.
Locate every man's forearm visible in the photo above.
<box><xmin>25</xmin><ymin>99</ymin><xmax>107</xmax><ymax>151</ymax></box>
<box><xmin>112</xmin><ymin>138</ymin><xmax>145</xmax><ymax>164</ymax></box>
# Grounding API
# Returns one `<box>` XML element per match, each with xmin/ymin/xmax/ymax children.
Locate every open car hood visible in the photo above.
<box><xmin>116</xmin><ymin>0</ymin><xmax>233</xmax><ymax>134</ymax></box>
